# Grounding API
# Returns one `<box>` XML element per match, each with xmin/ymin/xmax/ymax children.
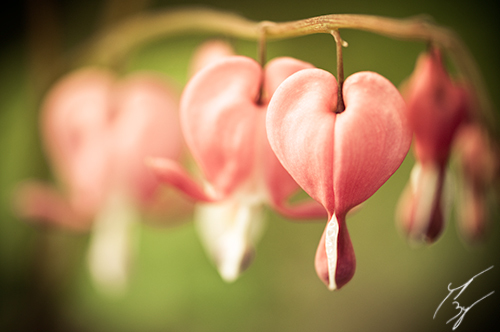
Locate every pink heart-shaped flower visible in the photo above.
<box><xmin>17</xmin><ymin>68</ymin><xmax>186</xmax><ymax>293</ymax></box>
<box><xmin>20</xmin><ymin>68</ymin><xmax>184</xmax><ymax>227</ymax></box>
<box><xmin>267</xmin><ymin>68</ymin><xmax>411</xmax><ymax>289</ymax></box>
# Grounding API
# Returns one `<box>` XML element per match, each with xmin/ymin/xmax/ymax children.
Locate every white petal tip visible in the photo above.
<box><xmin>218</xmin><ymin>265</ymin><xmax>240</xmax><ymax>283</ymax></box>
<box><xmin>325</xmin><ymin>215</ymin><xmax>339</xmax><ymax>292</ymax></box>
<box><xmin>215</xmin><ymin>244</ymin><xmax>254</xmax><ymax>283</ymax></box>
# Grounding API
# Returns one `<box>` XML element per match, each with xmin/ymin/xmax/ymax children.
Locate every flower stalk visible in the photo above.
<box><xmin>331</xmin><ymin>29</ymin><xmax>346</xmax><ymax>114</ymax></box>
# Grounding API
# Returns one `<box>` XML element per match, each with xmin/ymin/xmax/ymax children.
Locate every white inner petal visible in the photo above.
<box><xmin>410</xmin><ymin>163</ymin><xmax>440</xmax><ymax>240</ymax></box>
<box><xmin>87</xmin><ymin>193</ymin><xmax>139</xmax><ymax>296</ymax></box>
<box><xmin>441</xmin><ymin>168</ymin><xmax>454</xmax><ymax>227</ymax></box>
<box><xmin>195</xmin><ymin>192</ymin><xmax>265</xmax><ymax>282</ymax></box>
<box><xmin>325</xmin><ymin>214</ymin><xmax>339</xmax><ymax>291</ymax></box>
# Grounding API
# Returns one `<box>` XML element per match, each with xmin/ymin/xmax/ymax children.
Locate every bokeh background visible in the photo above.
<box><xmin>1</xmin><ymin>0</ymin><xmax>499</xmax><ymax>331</ymax></box>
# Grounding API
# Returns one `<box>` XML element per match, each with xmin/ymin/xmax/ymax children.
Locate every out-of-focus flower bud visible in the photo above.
<box><xmin>453</xmin><ymin>124</ymin><xmax>499</xmax><ymax>243</ymax></box>
<box><xmin>397</xmin><ymin>48</ymin><xmax>468</xmax><ymax>244</ymax></box>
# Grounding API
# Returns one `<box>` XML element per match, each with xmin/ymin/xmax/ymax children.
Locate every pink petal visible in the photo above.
<box><xmin>272</xmin><ymin>200</ymin><xmax>329</xmax><ymax>220</ymax></box>
<box><xmin>405</xmin><ymin>49</ymin><xmax>467</xmax><ymax>165</ymax></box>
<box><xmin>147</xmin><ymin>157</ymin><xmax>219</xmax><ymax>202</ymax></box>
<box><xmin>457</xmin><ymin>187</ymin><xmax>488</xmax><ymax>243</ymax></box>
<box><xmin>453</xmin><ymin>124</ymin><xmax>498</xmax><ymax>186</ymax></box>
<box><xmin>111</xmin><ymin>73</ymin><xmax>183</xmax><ymax>205</ymax></box>
<box><xmin>261</xmin><ymin>57</ymin><xmax>315</xmax><ymax>104</ymax></box>
<box><xmin>266</xmin><ymin>68</ymin><xmax>336</xmax><ymax>214</ymax></box>
<box><xmin>314</xmin><ymin>213</ymin><xmax>355</xmax><ymax>290</ymax></box>
<box><xmin>13</xmin><ymin>181</ymin><xmax>91</xmax><ymax>231</ymax></box>
<box><xmin>259</xmin><ymin>57</ymin><xmax>326</xmax><ymax>219</ymax></box>
<box><xmin>453</xmin><ymin>124</ymin><xmax>498</xmax><ymax>243</ymax></box>
<box><xmin>180</xmin><ymin>56</ymin><xmax>263</xmax><ymax>198</ymax></box>
<box><xmin>41</xmin><ymin>68</ymin><xmax>114</xmax><ymax>215</ymax></box>
<box><xmin>334</xmin><ymin>72</ymin><xmax>411</xmax><ymax>212</ymax></box>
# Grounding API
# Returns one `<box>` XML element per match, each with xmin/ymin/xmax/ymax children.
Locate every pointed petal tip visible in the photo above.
<box><xmin>215</xmin><ymin>246</ymin><xmax>255</xmax><ymax>283</ymax></box>
<box><xmin>147</xmin><ymin>157</ymin><xmax>219</xmax><ymax>202</ymax></box>
<box><xmin>218</xmin><ymin>264</ymin><xmax>240</xmax><ymax>283</ymax></box>
<box><xmin>315</xmin><ymin>266</ymin><xmax>343</xmax><ymax>291</ymax></box>
<box><xmin>327</xmin><ymin>283</ymin><xmax>337</xmax><ymax>291</ymax></box>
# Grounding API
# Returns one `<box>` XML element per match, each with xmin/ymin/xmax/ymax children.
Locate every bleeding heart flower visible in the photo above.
<box><xmin>266</xmin><ymin>68</ymin><xmax>411</xmax><ymax>290</ymax></box>
<box><xmin>15</xmin><ymin>68</ymin><xmax>188</xmax><ymax>294</ymax></box>
<box><xmin>148</xmin><ymin>55</ymin><xmax>327</xmax><ymax>282</ymax></box>
<box><xmin>452</xmin><ymin>124</ymin><xmax>499</xmax><ymax>243</ymax></box>
<box><xmin>396</xmin><ymin>48</ymin><xmax>468</xmax><ymax>243</ymax></box>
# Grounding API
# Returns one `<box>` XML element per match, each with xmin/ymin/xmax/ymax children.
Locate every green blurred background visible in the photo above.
<box><xmin>1</xmin><ymin>0</ymin><xmax>499</xmax><ymax>331</ymax></box>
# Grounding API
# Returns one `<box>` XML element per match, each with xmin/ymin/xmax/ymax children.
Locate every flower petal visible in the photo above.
<box><xmin>267</xmin><ymin>68</ymin><xmax>336</xmax><ymax>214</ymax></box>
<box><xmin>314</xmin><ymin>213</ymin><xmax>355</xmax><ymax>290</ymax></box>
<box><xmin>453</xmin><ymin>124</ymin><xmax>498</xmax><ymax>243</ymax></box>
<box><xmin>13</xmin><ymin>181</ymin><xmax>90</xmax><ymax>231</ymax></box>
<box><xmin>261</xmin><ymin>56</ymin><xmax>315</xmax><ymax>103</ymax></box>
<box><xmin>180</xmin><ymin>56</ymin><xmax>263</xmax><ymax>198</ymax></box>
<box><xmin>111</xmin><ymin>73</ymin><xmax>183</xmax><ymax>205</ymax></box>
<box><xmin>334</xmin><ymin>72</ymin><xmax>411</xmax><ymax>212</ymax></box>
<box><xmin>405</xmin><ymin>49</ymin><xmax>467</xmax><ymax>165</ymax></box>
<box><xmin>147</xmin><ymin>157</ymin><xmax>219</xmax><ymax>202</ymax></box>
<box><xmin>259</xmin><ymin>57</ymin><xmax>327</xmax><ymax>219</ymax></box>
<box><xmin>87</xmin><ymin>193</ymin><xmax>140</xmax><ymax>296</ymax></box>
<box><xmin>41</xmin><ymin>68</ymin><xmax>114</xmax><ymax>215</ymax></box>
<box><xmin>397</xmin><ymin>163</ymin><xmax>450</xmax><ymax>243</ymax></box>
<box><xmin>194</xmin><ymin>194</ymin><xmax>266</xmax><ymax>282</ymax></box>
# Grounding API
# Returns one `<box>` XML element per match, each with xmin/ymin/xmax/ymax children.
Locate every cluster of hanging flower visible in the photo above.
<box><xmin>15</xmin><ymin>39</ymin><xmax>499</xmax><ymax>294</ymax></box>
<box><xmin>396</xmin><ymin>48</ymin><xmax>499</xmax><ymax>245</ymax></box>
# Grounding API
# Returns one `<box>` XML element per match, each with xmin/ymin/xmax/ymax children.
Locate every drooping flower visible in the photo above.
<box><xmin>15</xmin><ymin>68</ymin><xmax>188</xmax><ymax>294</ymax></box>
<box><xmin>148</xmin><ymin>55</ymin><xmax>327</xmax><ymax>282</ymax></box>
<box><xmin>396</xmin><ymin>48</ymin><xmax>468</xmax><ymax>243</ymax></box>
<box><xmin>266</xmin><ymin>69</ymin><xmax>411</xmax><ymax>290</ymax></box>
<box><xmin>452</xmin><ymin>123</ymin><xmax>499</xmax><ymax>243</ymax></box>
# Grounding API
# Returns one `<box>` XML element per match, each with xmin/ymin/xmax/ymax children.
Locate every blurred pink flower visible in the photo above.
<box><xmin>397</xmin><ymin>48</ymin><xmax>468</xmax><ymax>243</ymax></box>
<box><xmin>267</xmin><ymin>69</ymin><xmax>411</xmax><ymax>290</ymax></box>
<box><xmin>15</xmin><ymin>68</ymin><xmax>188</xmax><ymax>294</ymax></box>
<box><xmin>453</xmin><ymin>123</ymin><xmax>499</xmax><ymax>243</ymax></box>
<box><xmin>148</xmin><ymin>56</ymin><xmax>327</xmax><ymax>281</ymax></box>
